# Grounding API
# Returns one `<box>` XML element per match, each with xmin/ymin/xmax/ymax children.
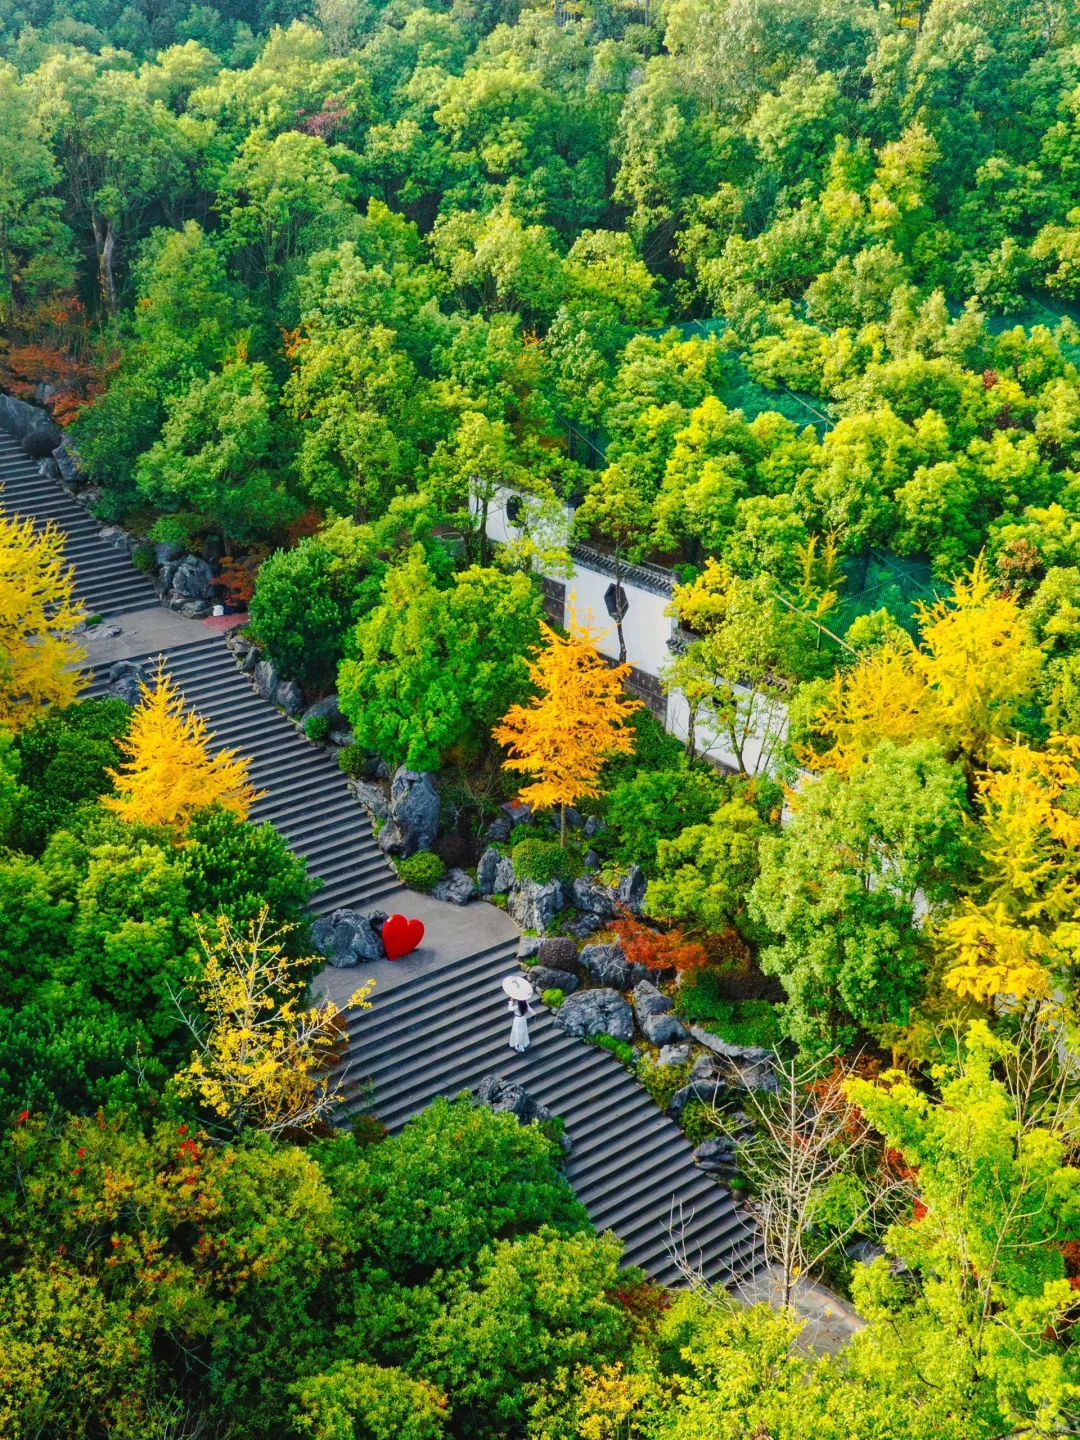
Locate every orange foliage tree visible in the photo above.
<box><xmin>0</xmin><ymin>504</ymin><xmax>85</xmax><ymax>729</ymax></box>
<box><xmin>493</xmin><ymin>607</ymin><xmax>640</xmax><ymax>842</ymax></box>
<box><xmin>611</xmin><ymin>914</ymin><xmax>707</xmax><ymax>972</ymax></box>
<box><xmin>104</xmin><ymin>661</ymin><xmax>262</xmax><ymax>829</ymax></box>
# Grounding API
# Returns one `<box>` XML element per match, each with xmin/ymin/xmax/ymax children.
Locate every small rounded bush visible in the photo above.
<box><xmin>396</xmin><ymin>850</ymin><xmax>445</xmax><ymax>891</ymax></box>
<box><xmin>512</xmin><ymin>838</ymin><xmax>573</xmax><ymax>885</ymax></box>
<box><xmin>338</xmin><ymin>743</ymin><xmax>369</xmax><ymax>777</ymax></box>
<box><xmin>304</xmin><ymin>713</ymin><xmax>331</xmax><ymax>743</ymax></box>
<box><xmin>536</xmin><ymin>936</ymin><xmax>580</xmax><ymax>973</ymax></box>
<box><xmin>132</xmin><ymin>545</ymin><xmax>156</xmax><ymax>574</ymax></box>
<box><xmin>541</xmin><ymin>988</ymin><xmax>565</xmax><ymax>1009</ymax></box>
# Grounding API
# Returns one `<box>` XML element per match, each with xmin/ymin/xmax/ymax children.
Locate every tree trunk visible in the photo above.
<box><xmin>93</xmin><ymin>213</ymin><xmax>118</xmax><ymax>312</ymax></box>
<box><xmin>478</xmin><ymin>492</ymin><xmax>489</xmax><ymax>568</ymax></box>
<box><xmin>614</xmin><ymin>544</ymin><xmax>627</xmax><ymax>664</ymax></box>
<box><xmin>560</xmin><ymin>803</ymin><xmax>566</xmax><ymax>847</ymax></box>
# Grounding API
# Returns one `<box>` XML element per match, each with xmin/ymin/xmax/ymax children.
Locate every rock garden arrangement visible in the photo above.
<box><xmin>510</xmin><ymin>923</ymin><xmax>778</xmax><ymax>1197</ymax></box>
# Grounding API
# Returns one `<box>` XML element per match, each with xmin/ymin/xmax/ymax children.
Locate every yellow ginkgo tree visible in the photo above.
<box><xmin>104</xmin><ymin>660</ymin><xmax>261</xmax><ymax>829</ymax></box>
<box><xmin>0</xmin><ymin>503</ymin><xmax>86</xmax><ymax>729</ymax></box>
<box><xmin>174</xmin><ymin>910</ymin><xmax>374</xmax><ymax>1136</ymax></box>
<box><xmin>943</xmin><ymin>733</ymin><xmax>1080</xmax><ymax>1004</ymax></box>
<box><xmin>493</xmin><ymin>604</ymin><xmax>639</xmax><ymax>842</ymax></box>
<box><xmin>804</xmin><ymin>558</ymin><xmax>1044</xmax><ymax>777</ymax></box>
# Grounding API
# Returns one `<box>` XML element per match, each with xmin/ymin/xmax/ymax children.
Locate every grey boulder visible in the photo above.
<box><xmin>277</xmin><ymin>678</ymin><xmax>304</xmax><ymax>716</ymax></box>
<box><xmin>477</xmin><ymin>846</ymin><xmax>515</xmax><ymax>896</ymax></box>
<box><xmin>527</xmin><ymin>965</ymin><xmax>579</xmax><ymax>995</ymax></box>
<box><xmin>301</xmin><ymin>694</ymin><xmax>346</xmax><ymax>729</ymax></box>
<box><xmin>377</xmin><ymin>768</ymin><xmax>440</xmax><ymax>857</ymax></box>
<box><xmin>694</xmin><ymin>1136</ymin><xmax>741</xmax><ymax>1179</ymax></box>
<box><xmin>580</xmin><ymin>942</ymin><xmax>650</xmax><ymax>992</ymax></box>
<box><xmin>154</xmin><ymin>540</ymin><xmax>185</xmax><ymax>566</ymax></box>
<box><xmin>350</xmin><ymin>780</ymin><xmax>389</xmax><ymax>821</ymax></box>
<box><xmin>473</xmin><ymin>1073</ymin><xmax>552</xmax><ymax>1126</ymax></box>
<box><xmin>569</xmin><ymin>876</ymin><xmax>616</xmax><ymax>918</ymax></box>
<box><xmin>554</xmin><ymin>987</ymin><xmax>634</xmax><ymax>1044</ymax></box>
<box><xmin>169</xmin><ymin>555</ymin><xmax>214</xmax><ymax>602</ymax></box>
<box><xmin>431</xmin><ymin>867</ymin><xmax>477</xmax><ymax>905</ymax></box>
<box><xmin>500</xmin><ymin>801</ymin><xmax>533</xmax><ymax>829</ymax></box>
<box><xmin>104</xmin><ymin>659</ymin><xmax>149</xmax><ymax>706</ymax></box>
<box><xmin>517</xmin><ymin>934</ymin><xmax>542</xmax><ymax>960</ymax></box>
<box><xmin>690</xmin><ymin>1027</ymin><xmax>779</xmax><ymax>1092</ymax></box>
<box><xmin>253</xmin><ymin>659</ymin><xmax>278</xmax><ymax>704</ymax></box>
<box><xmin>509</xmin><ymin>879</ymin><xmax>562</xmax><ymax>934</ymax></box>
<box><xmin>563</xmin><ymin>913</ymin><xmax>603</xmax><ymax>940</ymax></box>
<box><xmin>310</xmin><ymin>908</ymin><xmax>384</xmax><ymax>967</ymax></box>
<box><xmin>53</xmin><ymin>440</ymin><xmax>80</xmax><ymax>486</ymax></box>
<box><xmin>657</xmin><ymin>1043</ymin><xmax>691</xmax><ymax>1067</ymax></box>
<box><xmin>616</xmin><ymin>864</ymin><xmax>647</xmax><ymax>915</ymax></box>
<box><xmin>668</xmin><ymin>1058</ymin><xmax>732</xmax><ymax>1120</ymax></box>
<box><xmin>634</xmin><ymin>980</ymin><xmax>690</xmax><ymax>1046</ymax></box>
<box><xmin>473</xmin><ymin>1075</ymin><xmax>570</xmax><ymax>1154</ymax></box>
<box><xmin>484</xmin><ymin>815</ymin><xmax>513</xmax><ymax>843</ymax></box>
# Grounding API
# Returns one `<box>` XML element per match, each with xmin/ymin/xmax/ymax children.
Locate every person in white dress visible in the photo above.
<box><xmin>503</xmin><ymin>975</ymin><xmax>536</xmax><ymax>1052</ymax></box>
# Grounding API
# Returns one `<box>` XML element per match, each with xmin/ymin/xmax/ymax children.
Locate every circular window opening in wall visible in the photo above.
<box><xmin>505</xmin><ymin>494</ymin><xmax>524</xmax><ymax>524</ymax></box>
<box><xmin>604</xmin><ymin>582</ymin><xmax>629</xmax><ymax>622</ymax></box>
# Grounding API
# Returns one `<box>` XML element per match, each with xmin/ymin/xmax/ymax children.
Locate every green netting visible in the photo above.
<box><xmin>830</xmin><ymin>550</ymin><xmax>940</xmax><ymax>639</ymax></box>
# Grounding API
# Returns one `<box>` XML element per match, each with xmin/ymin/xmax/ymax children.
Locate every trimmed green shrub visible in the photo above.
<box><xmin>181</xmin><ymin>805</ymin><xmax>319</xmax><ymax>950</ymax></box>
<box><xmin>512</xmin><ymin>838</ymin><xmax>580</xmax><ymax>885</ymax></box>
<box><xmin>674</xmin><ymin>968</ymin><xmax>783</xmax><ymax>1049</ymax></box>
<box><xmin>396</xmin><ymin>850</ymin><xmax>445</xmax><ymax>890</ymax></box>
<box><xmin>132</xmin><ymin>544</ymin><xmax>156</xmax><ymax>573</ymax></box>
<box><xmin>541</xmin><ymin>988</ymin><xmax>564</xmax><ymax>1008</ymax></box>
<box><xmin>596</xmin><ymin>705</ymin><xmax>686</xmax><ymax>793</ymax></box>
<box><xmin>680</xmin><ymin>1098</ymin><xmax>714</xmax><ymax>1147</ymax></box>
<box><xmin>590</xmin><ymin>1033</ymin><xmax>635</xmax><ymax>1066</ymax></box>
<box><xmin>304</xmin><ymin>713</ymin><xmax>331</xmax><ymax>743</ymax></box>
<box><xmin>638</xmin><ymin>1056</ymin><xmax>691</xmax><ymax>1111</ymax></box>
<box><xmin>338</xmin><ymin>742</ymin><xmax>369</xmax><ymax>777</ymax></box>
<box><xmin>673</xmin><ymin>966</ymin><xmax>731</xmax><ymax>1025</ymax></box>
<box><xmin>602</xmin><ymin>766</ymin><xmax>725</xmax><ymax>874</ymax></box>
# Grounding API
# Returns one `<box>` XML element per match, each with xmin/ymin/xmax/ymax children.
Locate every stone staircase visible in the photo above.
<box><xmin>84</xmin><ymin>638</ymin><xmax>404</xmax><ymax>915</ymax></box>
<box><xmin>0</xmin><ymin>430</ymin><xmax>158</xmax><ymax>617</ymax></box>
<box><xmin>338</xmin><ymin>937</ymin><xmax>760</xmax><ymax>1287</ymax></box>
<box><xmin>12</xmin><ymin>428</ymin><xmax>762</xmax><ymax>1289</ymax></box>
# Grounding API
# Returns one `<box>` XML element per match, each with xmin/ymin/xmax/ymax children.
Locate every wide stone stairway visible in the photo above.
<box><xmin>83</xmin><ymin>638</ymin><xmax>405</xmax><ymax>915</ymax></box>
<box><xmin>5</xmin><ymin>420</ymin><xmax>761</xmax><ymax>1290</ymax></box>
<box><xmin>0</xmin><ymin>430</ymin><xmax>158</xmax><ymax>617</ymax></box>
<box><xmin>338</xmin><ymin>940</ymin><xmax>759</xmax><ymax>1286</ymax></box>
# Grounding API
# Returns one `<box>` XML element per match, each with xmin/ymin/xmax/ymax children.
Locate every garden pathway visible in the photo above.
<box><xmin>0</xmin><ymin>430</ymin><xmax>159</xmax><ymax>617</ymax></box>
<box><xmin>4</xmin><ymin>424</ymin><xmax>762</xmax><ymax>1290</ymax></box>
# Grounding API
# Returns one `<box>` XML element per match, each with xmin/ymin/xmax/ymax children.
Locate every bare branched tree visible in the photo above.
<box><xmin>725</xmin><ymin>1053</ymin><xmax>913</xmax><ymax>1309</ymax></box>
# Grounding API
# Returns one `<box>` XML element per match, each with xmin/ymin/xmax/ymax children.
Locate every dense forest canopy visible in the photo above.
<box><xmin>5</xmin><ymin>0</ymin><xmax>1080</xmax><ymax>593</ymax></box>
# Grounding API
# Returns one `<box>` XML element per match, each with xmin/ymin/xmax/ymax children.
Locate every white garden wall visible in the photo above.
<box><xmin>482</xmin><ymin>489</ymin><xmax>788</xmax><ymax>776</ymax></box>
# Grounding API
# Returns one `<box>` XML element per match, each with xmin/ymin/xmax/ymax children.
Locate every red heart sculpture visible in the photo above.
<box><xmin>381</xmin><ymin>914</ymin><xmax>424</xmax><ymax>961</ymax></box>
